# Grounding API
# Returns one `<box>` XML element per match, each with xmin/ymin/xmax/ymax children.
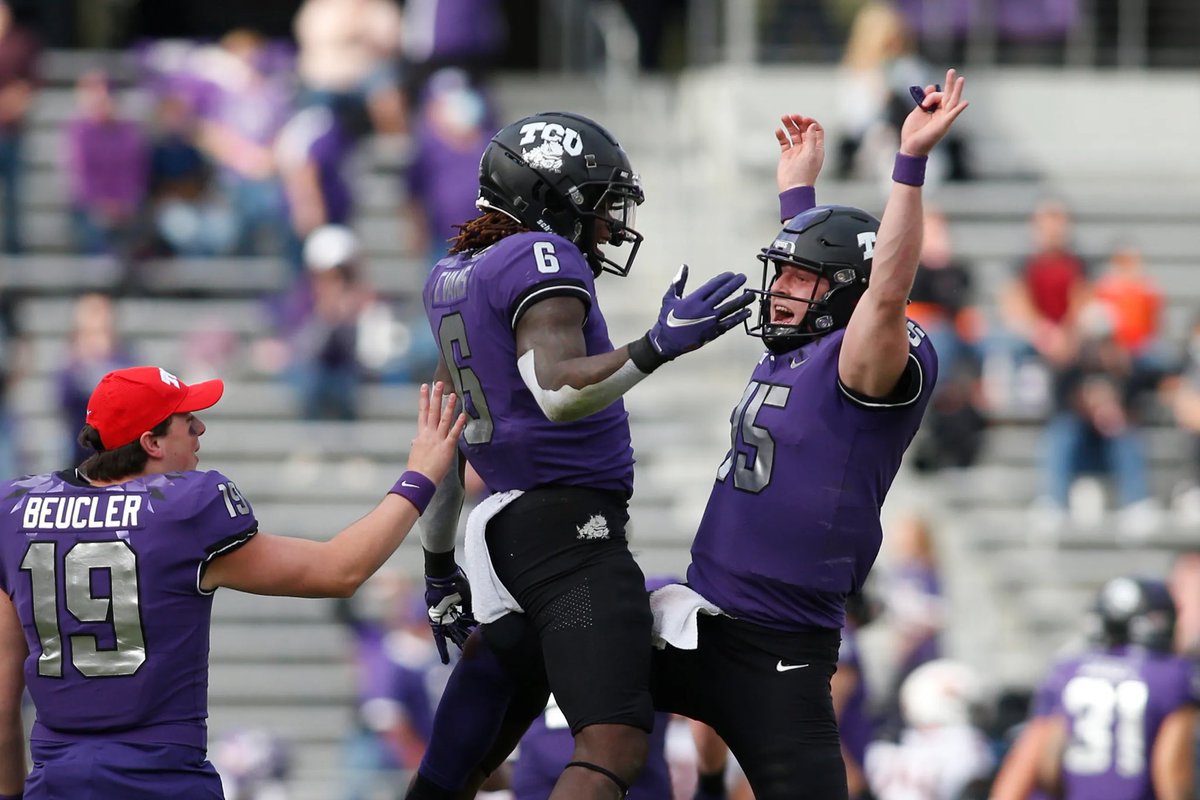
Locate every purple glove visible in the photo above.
<box><xmin>425</xmin><ymin>566</ymin><xmax>477</xmax><ymax>664</ymax></box>
<box><xmin>632</xmin><ymin>266</ymin><xmax>753</xmax><ymax>371</ymax></box>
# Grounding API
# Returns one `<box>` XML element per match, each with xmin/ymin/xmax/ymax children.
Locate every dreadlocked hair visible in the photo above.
<box><xmin>448</xmin><ymin>211</ymin><xmax>530</xmax><ymax>254</ymax></box>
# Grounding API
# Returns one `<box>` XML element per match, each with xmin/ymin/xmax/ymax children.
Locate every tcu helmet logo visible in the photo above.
<box><xmin>519</xmin><ymin>122</ymin><xmax>584</xmax><ymax>173</ymax></box>
<box><xmin>857</xmin><ymin>231</ymin><xmax>877</xmax><ymax>260</ymax></box>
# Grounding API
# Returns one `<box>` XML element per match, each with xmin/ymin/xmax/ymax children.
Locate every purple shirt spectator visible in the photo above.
<box><xmin>65</xmin><ymin>117</ymin><xmax>149</xmax><ymax>212</ymax></box>
<box><xmin>277</xmin><ymin>105</ymin><xmax>356</xmax><ymax>227</ymax></box>
<box><xmin>404</xmin><ymin>0</ymin><xmax>507</xmax><ymax>65</ymax></box>
<box><xmin>406</xmin><ymin>77</ymin><xmax>490</xmax><ymax>253</ymax></box>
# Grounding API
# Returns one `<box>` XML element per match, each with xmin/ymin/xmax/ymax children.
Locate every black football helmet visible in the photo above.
<box><xmin>1086</xmin><ymin>576</ymin><xmax>1177</xmax><ymax>653</ymax></box>
<box><xmin>476</xmin><ymin>111</ymin><xmax>644</xmax><ymax>277</ymax></box>
<box><xmin>746</xmin><ymin>205</ymin><xmax>880</xmax><ymax>353</ymax></box>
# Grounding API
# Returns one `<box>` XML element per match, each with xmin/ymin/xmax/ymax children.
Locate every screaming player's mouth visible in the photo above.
<box><xmin>771</xmin><ymin>304</ymin><xmax>797</xmax><ymax>325</ymax></box>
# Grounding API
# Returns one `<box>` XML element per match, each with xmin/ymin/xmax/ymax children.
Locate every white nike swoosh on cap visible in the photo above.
<box><xmin>776</xmin><ymin>660</ymin><xmax>810</xmax><ymax>672</ymax></box>
<box><xmin>665</xmin><ymin>309</ymin><xmax>715</xmax><ymax>328</ymax></box>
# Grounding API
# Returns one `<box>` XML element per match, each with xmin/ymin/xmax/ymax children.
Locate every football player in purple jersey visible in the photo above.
<box><xmin>411</xmin><ymin>111</ymin><xmax>753</xmax><ymax>800</ymax></box>
<box><xmin>638</xmin><ymin>68</ymin><xmax>964</xmax><ymax>800</ymax></box>
<box><xmin>403</xmin><ymin>69</ymin><xmax>968</xmax><ymax>800</ymax></box>
<box><xmin>0</xmin><ymin>366</ymin><xmax>465</xmax><ymax>800</ymax></box>
<box><xmin>992</xmin><ymin>576</ymin><xmax>1198</xmax><ymax>800</ymax></box>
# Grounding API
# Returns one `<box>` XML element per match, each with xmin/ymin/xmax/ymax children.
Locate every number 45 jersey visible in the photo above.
<box><xmin>1035</xmin><ymin>646</ymin><xmax>1200</xmax><ymax>800</ymax></box>
<box><xmin>688</xmin><ymin>324</ymin><xmax>938</xmax><ymax>632</ymax></box>
<box><xmin>0</xmin><ymin>469</ymin><xmax>258</xmax><ymax>749</ymax></box>
<box><xmin>423</xmin><ymin>231</ymin><xmax>634</xmax><ymax>495</ymax></box>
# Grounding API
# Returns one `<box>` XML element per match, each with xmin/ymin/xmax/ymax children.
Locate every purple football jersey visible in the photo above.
<box><xmin>511</xmin><ymin>696</ymin><xmax>671</xmax><ymax>800</ymax></box>
<box><xmin>688</xmin><ymin>324</ymin><xmax>938</xmax><ymax>630</ymax></box>
<box><xmin>1035</xmin><ymin>647</ymin><xmax>1200</xmax><ymax>800</ymax></box>
<box><xmin>0</xmin><ymin>469</ymin><xmax>258</xmax><ymax>749</ymax></box>
<box><xmin>423</xmin><ymin>232</ymin><xmax>634</xmax><ymax>494</ymax></box>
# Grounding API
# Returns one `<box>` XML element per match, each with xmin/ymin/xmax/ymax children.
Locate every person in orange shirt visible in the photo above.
<box><xmin>1091</xmin><ymin>242</ymin><xmax>1163</xmax><ymax>359</ymax></box>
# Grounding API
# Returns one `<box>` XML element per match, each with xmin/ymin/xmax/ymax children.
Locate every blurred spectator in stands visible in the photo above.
<box><xmin>835</xmin><ymin>1</ymin><xmax>970</xmax><ymax>185</ymax></box>
<box><xmin>0</xmin><ymin>274</ymin><xmax>25</xmax><ymax>477</ymax></box>
<box><xmin>276</xmin><ymin>103</ymin><xmax>365</xmax><ymax>274</ymax></box>
<box><xmin>993</xmin><ymin>198</ymin><xmax>1090</xmax><ymax>413</ymax></box>
<box><xmin>836</xmin><ymin>590</ymin><xmax>880</xmax><ymax>800</ymax></box>
<box><xmin>294</xmin><ymin>0</ymin><xmax>407</xmax><ymax>136</ymax></box>
<box><xmin>401</xmin><ymin>0</ymin><xmax>506</xmax><ymax>101</ymax></box>
<box><xmin>288</xmin><ymin>225</ymin><xmax>371</xmax><ymax>420</ymax></box>
<box><xmin>909</xmin><ymin>207</ymin><xmax>987</xmax><ymax>472</ymax></box>
<box><xmin>865</xmin><ymin>660</ymin><xmax>994</xmax><ymax>800</ymax></box>
<box><xmin>334</xmin><ymin>571</ymin><xmax>451</xmax><ymax>799</ymax></box>
<box><xmin>64</xmin><ymin>70</ymin><xmax>150</xmax><ymax>259</ymax></box>
<box><xmin>1039</xmin><ymin>302</ymin><xmax>1161</xmax><ymax>537</ymax></box>
<box><xmin>210</xmin><ymin>728</ymin><xmax>292</xmax><ymax>800</ymax></box>
<box><xmin>402</xmin><ymin>69</ymin><xmax>490</xmax><ymax>262</ymax></box>
<box><xmin>878</xmin><ymin>510</ymin><xmax>945</xmax><ymax>736</ymax></box>
<box><xmin>55</xmin><ymin>292</ymin><xmax>136</xmax><ymax>467</ymax></box>
<box><xmin>1167</xmin><ymin>314</ymin><xmax>1200</xmax><ymax>526</ymax></box>
<box><xmin>148</xmin><ymin>94</ymin><xmax>235</xmax><ymax>257</ymax></box>
<box><xmin>1091</xmin><ymin>240</ymin><xmax>1166</xmax><ymax>373</ymax></box>
<box><xmin>0</xmin><ymin>0</ymin><xmax>39</xmax><ymax>255</ymax></box>
<box><xmin>195</xmin><ymin>30</ymin><xmax>294</xmax><ymax>258</ymax></box>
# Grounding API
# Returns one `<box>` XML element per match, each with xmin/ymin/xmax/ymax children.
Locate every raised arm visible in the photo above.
<box><xmin>776</xmin><ymin>114</ymin><xmax>824</xmax><ymax>221</ymax></box>
<box><xmin>201</xmin><ymin>383</ymin><xmax>466</xmax><ymax>597</ymax></box>
<box><xmin>516</xmin><ymin>267</ymin><xmax>752</xmax><ymax>423</ymax></box>
<box><xmin>839</xmin><ymin>69</ymin><xmax>969</xmax><ymax>397</ymax></box>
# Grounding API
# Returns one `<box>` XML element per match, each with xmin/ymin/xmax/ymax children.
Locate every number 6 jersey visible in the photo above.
<box><xmin>0</xmin><ymin>468</ymin><xmax>257</xmax><ymax>749</ymax></box>
<box><xmin>423</xmin><ymin>231</ymin><xmax>635</xmax><ymax>495</ymax></box>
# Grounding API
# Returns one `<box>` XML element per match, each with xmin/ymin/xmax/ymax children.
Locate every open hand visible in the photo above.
<box><xmin>900</xmin><ymin>68</ymin><xmax>970</xmax><ymax>158</ymax></box>
<box><xmin>406</xmin><ymin>382</ymin><xmax>467</xmax><ymax>483</ymax></box>
<box><xmin>775</xmin><ymin>114</ymin><xmax>825</xmax><ymax>192</ymax></box>
<box><xmin>646</xmin><ymin>265</ymin><xmax>753</xmax><ymax>361</ymax></box>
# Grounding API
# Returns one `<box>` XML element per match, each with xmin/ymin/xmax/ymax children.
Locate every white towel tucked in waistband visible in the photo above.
<box><xmin>463</xmin><ymin>489</ymin><xmax>525</xmax><ymax>624</ymax></box>
<box><xmin>649</xmin><ymin>583</ymin><xmax>723</xmax><ymax>650</ymax></box>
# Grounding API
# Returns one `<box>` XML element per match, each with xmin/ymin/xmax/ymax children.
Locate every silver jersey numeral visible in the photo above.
<box><xmin>20</xmin><ymin>540</ymin><xmax>147</xmax><ymax>678</ymax></box>
<box><xmin>716</xmin><ymin>381</ymin><xmax>790</xmax><ymax>493</ymax></box>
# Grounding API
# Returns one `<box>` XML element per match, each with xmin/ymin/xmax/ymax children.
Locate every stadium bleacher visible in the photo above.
<box><xmin>10</xmin><ymin>51</ymin><xmax>1200</xmax><ymax>795</ymax></box>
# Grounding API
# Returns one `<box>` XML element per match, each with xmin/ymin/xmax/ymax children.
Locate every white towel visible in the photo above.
<box><xmin>649</xmin><ymin>583</ymin><xmax>723</xmax><ymax>650</ymax></box>
<box><xmin>463</xmin><ymin>489</ymin><xmax>525</xmax><ymax>624</ymax></box>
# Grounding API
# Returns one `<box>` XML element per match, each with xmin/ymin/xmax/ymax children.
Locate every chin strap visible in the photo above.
<box><xmin>565</xmin><ymin>761</ymin><xmax>630</xmax><ymax>798</ymax></box>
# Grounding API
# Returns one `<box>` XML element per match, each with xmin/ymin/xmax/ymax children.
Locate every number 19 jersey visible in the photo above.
<box><xmin>0</xmin><ymin>469</ymin><xmax>258</xmax><ymax>749</ymax></box>
<box><xmin>423</xmin><ymin>232</ymin><xmax>634</xmax><ymax>495</ymax></box>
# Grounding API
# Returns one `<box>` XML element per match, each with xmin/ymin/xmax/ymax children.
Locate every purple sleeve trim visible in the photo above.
<box><xmin>390</xmin><ymin>470</ymin><xmax>437</xmax><ymax>515</ymax></box>
<box><xmin>779</xmin><ymin>186</ymin><xmax>816</xmax><ymax>222</ymax></box>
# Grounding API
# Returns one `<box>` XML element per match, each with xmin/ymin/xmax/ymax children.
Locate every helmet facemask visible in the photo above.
<box><xmin>743</xmin><ymin>206</ymin><xmax>877</xmax><ymax>353</ymax></box>
<box><xmin>745</xmin><ymin>256</ymin><xmax>868</xmax><ymax>353</ymax></box>
<box><xmin>574</xmin><ymin>174</ymin><xmax>644</xmax><ymax>277</ymax></box>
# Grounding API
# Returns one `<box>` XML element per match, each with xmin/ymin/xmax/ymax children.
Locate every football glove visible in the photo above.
<box><xmin>425</xmin><ymin>565</ymin><xmax>477</xmax><ymax>664</ymax></box>
<box><xmin>639</xmin><ymin>265</ymin><xmax>753</xmax><ymax>368</ymax></box>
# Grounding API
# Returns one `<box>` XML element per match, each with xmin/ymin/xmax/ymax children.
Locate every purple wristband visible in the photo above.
<box><xmin>892</xmin><ymin>153</ymin><xmax>928</xmax><ymax>187</ymax></box>
<box><xmin>779</xmin><ymin>186</ymin><xmax>816</xmax><ymax>222</ymax></box>
<box><xmin>389</xmin><ymin>470</ymin><xmax>436</xmax><ymax>515</ymax></box>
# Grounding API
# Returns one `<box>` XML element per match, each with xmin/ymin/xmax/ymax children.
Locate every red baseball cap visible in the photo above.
<box><xmin>86</xmin><ymin>366</ymin><xmax>224</xmax><ymax>450</ymax></box>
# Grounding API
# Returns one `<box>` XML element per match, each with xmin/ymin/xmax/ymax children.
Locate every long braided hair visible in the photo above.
<box><xmin>448</xmin><ymin>211</ymin><xmax>530</xmax><ymax>254</ymax></box>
